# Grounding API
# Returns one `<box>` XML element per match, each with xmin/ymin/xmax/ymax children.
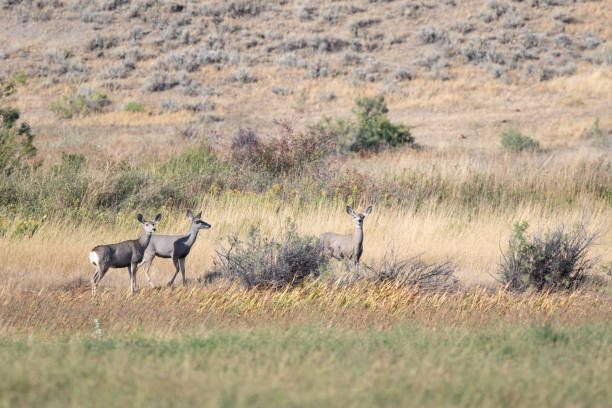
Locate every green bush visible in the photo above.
<box><xmin>50</xmin><ymin>85</ymin><xmax>109</xmax><ymax>119</ymax></box>
<box><xmin>123</xmin><ymin>101</ymin><xmax>145</xmax><ymax>113</ymax></box>
<box><xmin>11</xmin><ymin>217</ymin><xmax>43</xmax><ymax>240</ymax></box>
<box><xmin>48</xmin><ymin>152</ymin><xmax>89</xmax><ymax>213</ymax></box>
<box><xmin>499</xmin><ymin>221</ymin><xmax>598</xmax><ymax>292</ymax></box>
<box><xmin>0</xmin><ymin>108</ymin><xmax>37</xmax><ymax>175</ymax></box>
<box><xmin>0</xmin><ymin>74</ymin><xmax>37</xmax><ymax>176</ymax></box>
<box><xmin>500</xmin><ymin>128</ymin><xmax>540</xmax><ymax>152</ymax></box>
<box><xmin>351</xmin><ymin>96</ymin><xmax>414</xmax><ymax>152</ymax></box>
<box><xmin>310</xmin><ymin>95</ymin><xmax>415</xmax><ymax>153</ymax></box>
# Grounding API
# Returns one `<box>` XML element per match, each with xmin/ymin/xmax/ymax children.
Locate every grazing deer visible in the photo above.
<box><xmin>89</xmin><ymin>213</ymin><xmax>162</xmax><ymax>295</ymax></box>
<box><xmin>321</xmin><ymin>205</ymin><xmax>372</xmax><ymax>272</ymax></box>
<box><xmin>138</xmin><ymin>209</ymin><xmax>211</xmax><ymax>288</ymax></box>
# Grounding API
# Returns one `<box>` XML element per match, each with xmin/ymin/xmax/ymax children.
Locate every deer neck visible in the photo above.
<box><xmin>184</xmin><ymin>224</ymin><xmax>200</xmax><ymax>248</ymax></box>
<box><xmin>138</xmin><ymin>230</ymin><xmax>153</xmax><ymax>250</ymax></box>
<box><xmin>353</xmin><ymin>224</ymin><xmax>364</xmax><ymax>248</ymax></box>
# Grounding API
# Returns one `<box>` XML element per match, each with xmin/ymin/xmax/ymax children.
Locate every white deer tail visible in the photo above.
<box><xmin>89</xmin><ymin>251</ymin><xmax>99</xmax><ymax>266</ymax></box>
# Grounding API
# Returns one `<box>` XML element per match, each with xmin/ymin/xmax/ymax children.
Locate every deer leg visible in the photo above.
<box><xmin>142</xmin><ymin>257</ymin><xmax>155</xmax><ymax>288</ymax></box>
<box><xmin>167</xmin><ymin>256</ymin><xmax>180</xmax><ymax>287</ymax></box>
<box><xmin>93</xmin><ymin>264</ymin><xmax>109</xmax><ymax>294</ymax></box>
<box><xmin>179</xmin><ymin>257</ymin><xmax>187</xmax><ymax>286</ymax></box>
<box><xmin>92</xmin><ymin>268</ymin><xmax>99</xmax><ymax>285</ymax></box>
<box><xmin>354</xmin><ymin>259</ymin><xmax>360</xmax><ymax>273</ymax></box>
<box><xmin>131</xmin><ymin>262</ymin><xmax>139</xmax><ymax>294</ymax></box>
<box><xmin>91</xmin><ymin>265</ymin><xmax>100</xmax><ymax>295</ymax></box>
<box><xmin>344</xmin><ymin>258</ymin><xmax>351</xmax><ymax>272</ymax></box>
<box><xmin>127</xmin><ymin>265</ymin><xmax>134</xmax><ymax>294</ymax></box>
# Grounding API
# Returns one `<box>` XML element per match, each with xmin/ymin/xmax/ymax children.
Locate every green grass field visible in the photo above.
<box><xmin>1</xmin><ymin>285</ymin><xmax>611</xmax><ymax>407</ymax></box>
<box><xmin>2</xmin><ymin>323</ymin><xmax>610</xmax><ymax>407</ymax></box>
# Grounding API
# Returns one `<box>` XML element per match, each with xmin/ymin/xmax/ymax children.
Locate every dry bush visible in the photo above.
<box><xmin>142</xmin><ymin>71</ymin><xmax>179</xmax><ymax>92</ymax></box>
<box><xmin>499</xmin><ymin>221</ymin><xmax>599</xmax><ymax>292</ymax></box>
<box><xmin>229</xmin><ymin>66</ymin><xmax>257</xmax><ymax>83</ymax></box>
<box><xmin>230</xmin><ymin>121</ymin><xmax>335</xmax><ymax>175</ymax></box>
<box><xmin>212</xmin><ymin>221</ymin><xmax>328</xmax><ymax>289</ymax></box>
<box><xmin>364</xmin><ymin>252</ymin><xmax>458</xmax><ymax>291</ymax></box>
<box><xmin>419</xmin><ymin>26</ymin><xmax>446</xmax><ymax>44</ymax></box>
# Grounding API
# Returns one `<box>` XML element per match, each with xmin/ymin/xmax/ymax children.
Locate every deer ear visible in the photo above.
<box><xmin>195</xmin><ymin>211</ymin><xmax>202</xmax><ymax>219</ymax></box>
<box><xmin>137</xmin><ymin>213</ymin><xmax>144</xmax><ymax>223</ymax></box>
<box><xmin>154</xmin><ymin>213</ymin><xmax>162</xmax><ymax>223</ymax></box>
<box><xmin>186</xmin><ymin>209</ymin><xmax>193</xmax><ymax>219</ymax></box>
<box><xmin>346</xmin><ymin>206</ymin><xmax>356</xmax><ymax>217</ymax></box>
<box><xmin>364</xmin><ymin>206</ymin><xmax>372</xmax><ymax>216</ymax></box>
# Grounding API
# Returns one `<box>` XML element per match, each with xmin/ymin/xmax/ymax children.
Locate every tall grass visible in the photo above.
<box><xmin>0</xmin><ymin>193</ymin><xmax>610</xmax><ymax>290</ymax></box>
<box><xmin>1</xmin><ymin>144</ymin><xmax>610</xmax><ymax>225</ymax></box>
<box><xmin>1</xmin><ymin>283</ymin><xmax>611</xmax><ymax>334</ymax></box>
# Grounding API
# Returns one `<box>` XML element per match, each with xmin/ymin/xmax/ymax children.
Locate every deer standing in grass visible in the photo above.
<box><xmin>321</xmin><ymin>205</ymin><xmax>372</xmax><ymax>272</ymax></box>
<box><xmin>138</xmin><ymin>209</ymin><xmax>211</xmax><ymax>288</ymax></box>
<box><xmin>89</xmin><ymin>213</ymin><xmax>162</xmax><ymax>295</ymax></box>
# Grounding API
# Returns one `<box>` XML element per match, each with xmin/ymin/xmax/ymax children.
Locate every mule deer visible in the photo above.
<box><xmin>89</xmin><ymin>213</ymin><xmax>162</xmax><ymax>295</ymax></box>
<box><xmin>138</xmin><ymin>209</ymin><xmax>211</xmax><ymax>287</ymax></box>
<box><xmin>321</xmin><ymin>205</ymin><xmax>372</xmax><ymax>272</ymax></box>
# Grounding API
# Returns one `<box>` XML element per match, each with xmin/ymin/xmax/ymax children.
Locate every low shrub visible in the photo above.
<box><xmin>499</xmin><ymin>221</ymin><xmax>598</xmax><ymax>292</ymax></box>
<box><xmin>310</xmin><ymin>96</ymin><xmax>414</xmax><ymax>153</ymax></box>
<box><xmin>230</xmin><ymin>121</ymin><xmax>335</xmax><ymax>175</ymax></box>
<box><xmin>50</xmin><ymin>85</ymin><xmax>109</xmax><ymax>118</ymax></box>
<box><xmin>271</xmin><ymin>85</ymin><xmax>292</xmax><ymax>96</ymax></box>
<box><xmin>364</xmin><ymin>253</ymin><xmax>458</xmax><ymax>291</ymax></box>
<box><xmin>419</xmin><ymin>26</ymin><xmax>445</xmax><ymax>44</ymax></box>
<box><xmin>350</xmin><ymin>96</ymin><xmax>414</xmax><ymax>152</ymax></box>
<box><xmin>500</xmin><ymin>128</ymin><xmax>540</xmax><ymax>152</ymax></box>
<box><xmin>230</xmin><ymin>67</ymin><xmax>257</xmax><ymax>83</ymax></box>
<box><xmin>123</xmin><ymin>101</ymin><xmax>144</xmax><ymax>113</ymax></box>
<box><xmin>0</xmin><ymin>108</ymin><xmax>37</xmax><ymax>175</ymax></box>
<box><xmin>1</xmin><ymin>75</ymin><xmax>37</xmax><ymax>175</ymax></box>
<box><xmin>142</xmin><ymin>72</ymin><xmax>179</xmax><ymax>92</ymax></box>
<box><xmin>212</xmin><ymin>221</ymin><xmax>328</xmax><ymax>289</ymax></box>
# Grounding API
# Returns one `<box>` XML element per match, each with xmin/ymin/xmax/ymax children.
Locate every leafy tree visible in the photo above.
<box><xmin>0</xmin><ymin>73</ymin><xmax>37</xmax><ymax>175</ymax></box>
<box><xmin>310</xmin><ymin>95</ymin><xmax>415</xmax><ymax>154</ymax></box>
<box><xmin>351</xmin><ymin>95</ymin><xmax>414</xmax><ymax>152</ymax></box>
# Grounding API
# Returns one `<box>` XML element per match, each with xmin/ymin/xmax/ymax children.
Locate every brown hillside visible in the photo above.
<box><xmin>1</xmin><ymin>0</ymin><xmax>611</xmax><ymax>160</ymax></box>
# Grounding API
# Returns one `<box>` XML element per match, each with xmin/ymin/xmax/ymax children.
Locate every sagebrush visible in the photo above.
<box><xmin>364</xmin><ymin>252</ymin><xmax>458</xmax><ymax>291</ymax></box>
<box><xmin>212</xmin><ymin>221</ymin><xmax>328</xmax><ymax>289</ymax></box>
<box><xmin>499</xmin><ymin>221</ymin><xmax>598</xmax><ymax>292</ymax></box>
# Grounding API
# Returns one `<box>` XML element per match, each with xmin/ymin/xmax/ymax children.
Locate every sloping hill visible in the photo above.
<box><xmin>1</xmin><ymin>0</ymin><xmax>610</xmax><ymax>159</ymax></box>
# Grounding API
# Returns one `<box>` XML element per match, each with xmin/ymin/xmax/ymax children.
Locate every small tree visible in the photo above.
<box><xmin>0</xmin><ymin>74</ymin><xmax>37</xmax><ymax>175</ymax></box>
<box><xmin>310</xmin><ymin>95</ymin><xmax>415</xmax><ymax>154</ymax></box>
<box><xmin>351</xmin><ymin>96</ymin><xmax>414</xmax><ymax>152</ymax></box>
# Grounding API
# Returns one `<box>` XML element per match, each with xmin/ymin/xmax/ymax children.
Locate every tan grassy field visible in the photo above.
<box><xmin>1</xmin><ymin>186</ymin><xmax>610</xmax><ymax>291</ymax></box>
<box><xmin>1</xmin><ymin>1</ymin><xmax>612</xmax><ymax>406</ymax></box>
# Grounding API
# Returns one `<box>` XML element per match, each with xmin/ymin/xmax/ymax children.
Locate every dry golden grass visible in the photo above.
<box><xmin>1</xmin><ymin>193</ymin><xmax>610</xmax><ymax>291</ymax></box>
<box><xmin>1</xmin><ymin>281</ymin><xmax>610</xmax><ymax>336</ymax></box>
